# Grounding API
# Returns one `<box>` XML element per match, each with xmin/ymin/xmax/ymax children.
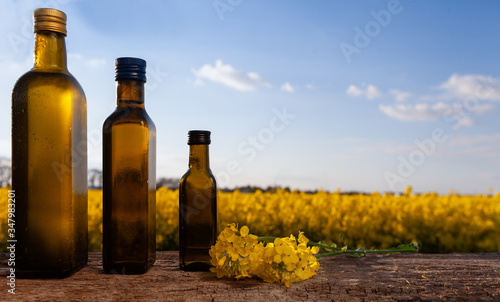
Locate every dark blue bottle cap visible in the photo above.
<box><xmin>188</xmin><ymin>130</ymin><xmax>211</xmax><ymax>145</ymax></box>
<box><xmin>115</xmin><ymin>57</ymin><xmax>147</xmax><ymax>82</ymax></box>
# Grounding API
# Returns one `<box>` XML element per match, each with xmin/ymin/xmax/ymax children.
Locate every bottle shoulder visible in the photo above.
<box><xmin>179</xmin><ymin>174</ymin><xmax>217</xmax><ymax>194</ymax></box>
<box><xmin>13</xmin><ymin>69</ymin><xmax>86</xmax><ymax>96</ymax></box>
<box><xmin>102</xmin><ymin>107</ymin><xmax>156</xmax><ymax>131</ymax></box>
<box><xmin>143</xmin><ymin>111</ymin><xmax>156</xmax><ymax>130</ymax></box>
<box><xmin>180</xmin><ymin>169</ymin><xmax>216</xmax><ymax>184</ymax></box>
<box><xmin>179</xmin><ymin>170</ymin><xmax>191</xmax><ymax>183</ymax></box>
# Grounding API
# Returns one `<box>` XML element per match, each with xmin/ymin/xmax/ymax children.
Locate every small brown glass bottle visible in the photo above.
<box><xmin>179</xmin><ymin>130</ymin><xmax>217</xmax><ymax>271</ymax></box>
<box><xmin>102</xmin><ymin>57</ymin><xmax>156</xmax><ymax>274</ymax></box>
<box><xmin>12</xmin><ymin>8</ymin><xmax>88</xmax><ymax>278</ymax></box>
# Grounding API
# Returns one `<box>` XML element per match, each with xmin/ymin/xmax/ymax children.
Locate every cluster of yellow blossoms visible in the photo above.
<box><xmin>209</xmin><ymin>224</ymin><xmax>263</xmax><ymax>279</ymax></box>
<box><xmin>209</xmin><ymin>223</ymin><xmax>320</xmax><ymax>287</ymax></box>
<box><xmin>258</xmin><ymin>234</ymin><xmax>320</xmax><ymax>286</ymax></box>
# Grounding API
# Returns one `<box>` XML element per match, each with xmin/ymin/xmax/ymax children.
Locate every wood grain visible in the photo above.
<box><xmin>1</xmin><ymin>252</ymin><xmax>499</xmax><ymax>301</ymax></box>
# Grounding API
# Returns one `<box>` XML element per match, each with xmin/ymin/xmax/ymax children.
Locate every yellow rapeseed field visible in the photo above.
<box><xmin>1</xmin><ymin>187</ymin><xmax>499</xmax><ymax>253</ymax></box>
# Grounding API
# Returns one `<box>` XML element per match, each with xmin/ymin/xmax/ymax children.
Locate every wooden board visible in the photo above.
<box><xmin>1</xmin><ymin>252</ymin><xmax>499</xmax><ymax>301</ymax></box>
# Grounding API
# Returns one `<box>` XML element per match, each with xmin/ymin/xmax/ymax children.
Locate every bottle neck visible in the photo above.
<box><xmin>116</xmin><ymin>80</ymin><xmax>145</xmax><ymax>109</ymax></box>
<box><xmin>189</xmin><ymin>145</ymin><xmax>210</xmax><ymax>171</ymax></box>
<box><xmin>33</xmin><ymin>30</ymin><xmax>67</xmax><ymax>71</ymax></box>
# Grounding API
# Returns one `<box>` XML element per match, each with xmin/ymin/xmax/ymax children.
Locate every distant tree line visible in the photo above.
<box><xmin>156</xmin><ymin>177</ymin><xmax>180</xmax><ymax>190</ymax></box>
<box><xmin>0</xmin><ymin>161</ymin><xmax>324</xmax><ymax>193</ymax></box>
<box><xmin>0</xmin><ymin>158</ymin><xmax>11</xmax><ymax>187</ymax></box>
<box><xmin>0</xmin><ymin>159</ymin><xmax>372</xmax><ymax>194</ymax></box>
<box><xmin>88</xmin><ymin>172</ymin><xmax>182</xmax><ymax>190</ymax></box>
<box><xmin>88</xmin><ymin>169</ymin><xmax>103</xmax><ymax>189</ymax></box>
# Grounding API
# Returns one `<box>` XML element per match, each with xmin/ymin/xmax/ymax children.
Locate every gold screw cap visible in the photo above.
<box><xmin>33</xmin><ymin>8</ymin><xmax>67</xmax><ymax>36</ymax></box>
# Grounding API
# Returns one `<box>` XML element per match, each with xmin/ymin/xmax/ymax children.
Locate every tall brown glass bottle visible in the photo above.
<box><xmin>103</xmin><ymin>57</ymin><xmax>156</xmax><ymax>274</ymax></box>
<box><xmin>179</xmin><ymin>130</ymin><xmax>217</xmax><ymax>271</ymax></box>
<box><xmin>11</xmin><ymin>8</ymin><xmax>88</xmax><ymax>278</ymax></box>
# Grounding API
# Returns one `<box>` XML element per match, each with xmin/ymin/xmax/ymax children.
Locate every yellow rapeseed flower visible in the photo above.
<box><xmin>2</xmin><ymin>187</ymin><xmax>498</xmax><ymax>254</ymax></box>
<box><xmin>209</xmin><ymin>224</ymin><xmax>320</xmax><ymax>287</ymax></box>
<box><xmin>255</xmin><ymin>232</ymin><xmax>320</xmax><ymax>287</ymax></box>
<box><xmin>209</xmin><ymin>223</ymin><xmax>264</xmax><ymax>279</ymax></box>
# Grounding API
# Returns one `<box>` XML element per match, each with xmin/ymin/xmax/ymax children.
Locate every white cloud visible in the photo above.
<box><xmin>346</xmin><ymin>84</ymin><xmax>381</xmax><ymax>100</ymax></box>
<box><xmin>380</xmin><ymin>74</ymin><xmax>499</xmax><ymax>125</ymax></box>
<box><xmin>379</xmin><ymin>102</ymin><xmax>449</xmax><ymax>121</ymax></box>
<box><xmin>389</xmin><ymin>89</ymin><xmax>412</xmax><ymax>102</ymax></box>
<box><xmin>281</xmin><ymin>82</ymin><xmax>294</xmax><ymax>93</ymax></box>
<box><xmin>384</xmin><ymin>73</ymin><xmax>500</xmax><ymax>104</ymax></box>
<box><xmin>420</xmin><ymin>74</ymin><xmax>500</xmax><ymax>102</ymax></box>
<box><xmin>192</xmin><ymin>59</ymin><xmax>270</xmax><ymax>91</ymax></box>
<box><xmin>379</xmin><ymin>102</ymin><xmax>494</xmax><ymax>123</ymax></box>
<box><xmin>306</xmin><ymin>83</ymin><xmax>314</xmax><ymax>90</ymax></box>
<box><xmin>439</xmin><ymin>74</ymin><xmax>500</xmax><ymax>101</ymax></box>
<box><xmin>68</xmin><ymin>53</ymin><xmax>83</xmax><ymax>60</ymax></box>
<box><xmin>355</xmin><ymin>132</ymin><xmax>500</xmax><ymax>159</ymax></box>
<box><xmin>457</xmin><ymin>117</ymin><xmax>475</xmax><ymax>127</ymax></box>
<box><xmin>87</xmin><ymin>58</ymin><xmax>106</xmax><ymax>68</ymax></box>
<box><xmin>346</xmin><ymin>84</ymin><xmax>363</xmax><ymax>96</ymax></box>
<box><xmin>366</xmin><ymin>84</ymin><xmax>382</xmax><ymax>99</ymax></box>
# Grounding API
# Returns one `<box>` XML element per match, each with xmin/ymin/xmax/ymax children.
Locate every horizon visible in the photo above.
<box><xmin>0</xmin><ymin>156</ymin><xmax>495</xmax><ymax>195</ymax></box>
<box><xmin>1</xmin><ymin>1</ymin><xmax>500</xmax><ymax>195</ymax></box>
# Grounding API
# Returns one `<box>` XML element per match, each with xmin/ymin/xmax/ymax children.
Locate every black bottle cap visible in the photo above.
<box><xmin>188</xmin><ymin>130</ymin><xmax>211</xmax><ymax>145</ymax></box>
<box><xmin>115</xmin><ymin>57</ymin><xmax>147</xmax><ymax>82</ymax></box>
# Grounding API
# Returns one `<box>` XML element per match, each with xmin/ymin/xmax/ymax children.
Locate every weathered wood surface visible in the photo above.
<box><xmin>1</xmin><ymin>252</ymin><xmax>499</xmax><ymax>301</ymax></box>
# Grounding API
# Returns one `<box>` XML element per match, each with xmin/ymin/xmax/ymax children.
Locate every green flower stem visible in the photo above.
<box><xmin>306</xmin><ymin>241</ymin><xmax>340</xmax><ymax>251</ymax></box>
<box><xmin>258</xmin><ymin>236</ymin><xmax>340</xmax><ymax>252</ymax></box>
<box><xmin>257</xmin><ymin>236</ymin><xmax>419</xmax><ymax>259</ymax></box>
<box><xmin>314</xmin><ymin>251</ymin><xmax>345</xmax><ymax>258</ymax></box>
<box><xmin>315</xmin><ymin>248</ymin><xmax>417</xmax><ymax>259</ymax></box>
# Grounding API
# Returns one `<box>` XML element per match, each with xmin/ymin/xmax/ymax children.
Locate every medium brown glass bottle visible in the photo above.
<box><xmin>179</xmin><ymin>130</ymin><xmax>217</xmax><ymax>271</ymax></box>
<box><xmin>103</xmin><ymin>57</ymin><xmax>156</xmax><ymax>274</ymax></box>
<box><xmin>12</xmin><ymin>8</ymin><xmax>88</xmax><ymax>278</ymax></box>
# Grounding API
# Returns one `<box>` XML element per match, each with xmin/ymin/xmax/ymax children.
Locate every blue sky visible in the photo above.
<box><xmin>1</xmin><ymin>0</ymin><xmax>500</xmax><ymax>194</ymax></box>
